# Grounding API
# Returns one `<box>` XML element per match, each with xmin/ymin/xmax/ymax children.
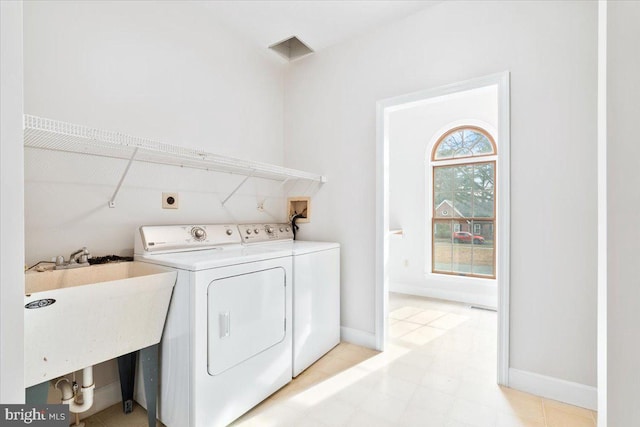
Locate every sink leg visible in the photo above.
<box><xmin>117</xmin><ymin>351</ymin><xmax>137</xmax><ymax>414</ymax></box>
<box><xmin>140</xmin><ymin>344</ymin><xmax>159</xmax><ymax>427</ymax></box>
<box><xmin>25</xmin><ymin>381</ymin><xmax>49</xmax><ymax>404</ymax></box>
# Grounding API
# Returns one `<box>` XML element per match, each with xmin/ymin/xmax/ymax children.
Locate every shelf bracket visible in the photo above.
<box><xmin>109</xmin><ymin>147</ymin><xmax>139</xmax><ymax>208</ymax></box>
<box><xmin>221</xmin><ymin>170</ymin><xmax>256</xmax><ymax>207</ymax></box>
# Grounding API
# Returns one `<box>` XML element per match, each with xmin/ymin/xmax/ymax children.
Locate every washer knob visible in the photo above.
<box><xmin>226</xmin><ymin>229</ymin><xmax>233</xmax><ymax>236</ymax></box>
<box><xmin>285</xmin><ymin>227</ymin><xmax>290</xmax><ymax>232</ymax></box>
<box><xmin>246</xmin><ymin>229</ymin><xmax>252</xmax><ymax>235</ymax></box>
<box><xmin>254</xmin><ymin>229</ymin><xmax>260</xmax><ymax>234</ymax></box>
<box><xmin>192</xmin><ymin>227</ymin><xmax>206</xmax><ymax>240</ymax></box>
<box><xmin>279</xmin><ymin>227</ymin><xmax>284</xmax><ymax>232</ymax></box>
<box><xmin>266</xmin><ymin>226</ymin><xmax>274</xmax><ymax>234</ymax></box>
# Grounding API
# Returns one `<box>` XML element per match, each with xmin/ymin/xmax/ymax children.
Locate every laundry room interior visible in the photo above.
<box><xmin>1</xmin><ymin>1</ymin><xmax>639</xmax><ymax>427</ymax></box>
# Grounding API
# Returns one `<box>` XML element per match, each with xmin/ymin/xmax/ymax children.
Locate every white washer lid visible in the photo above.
<box><xmin>289</xmin><ymin>241</ymin><xmax>340</xmax><ymax>255</ymax></box>
<box><xmin>134</xmin><ymin>245</ymin><xmax>292</xmax><ymax>271</ymax></box>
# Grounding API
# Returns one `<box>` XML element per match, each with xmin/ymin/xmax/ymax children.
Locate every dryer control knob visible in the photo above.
<box><xmin>192</xmin><ymin>227</ymin><xmax>206</xmax><ymax>240</ymax></box>
<box><xmin>285</xmin><ymin>227</ymin><xmax>290</xmax><ymax>232</ymax></box>
<box><xmin>254</xmin><ymin>229</ymin><xmax>260</xmax><ymax>234</ymax></box>
<box><xmin>246</xmin><ymin>229</ymin><xmax>252</xmax><ymax>235</ymax></box>
<box><xmin>226</xmin><ymin>229</ymin><xmax>233</xmax><ymax>236</ymax></box>
<box><xmin>266</xmin><ymin>226</ymin><xmax>274</xmax><ymax>234</ymax></box>
<box><xmin>279</xmin><ymin>227</ymin><xmax>284</xmax><ymax>232</ymax></box>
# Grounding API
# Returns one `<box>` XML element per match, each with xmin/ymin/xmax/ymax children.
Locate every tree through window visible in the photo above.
<box><xmin>431</xmin><ymin>126</ymin><xmax>496</xmax><ymax>278</ymax></box>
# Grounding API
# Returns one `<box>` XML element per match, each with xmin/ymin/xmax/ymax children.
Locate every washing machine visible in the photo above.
<box><xmin>240</xmin><ymin>223</ymin><xmax>340</xmax><ymax>377</ymax></box>
<box><xmin>133</xmin><ymin>224</ymin><xmax>292</xmax><ymax>427</ymax></box>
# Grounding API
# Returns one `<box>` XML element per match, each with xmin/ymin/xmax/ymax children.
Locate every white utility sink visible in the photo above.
<box><xmin>24</xmin><ymin>261</ymin><xmax>176</xmax><ymax>387</ymax></box>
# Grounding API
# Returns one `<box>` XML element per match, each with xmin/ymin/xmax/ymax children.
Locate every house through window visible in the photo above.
<box><xmin>431</xmin><ymin>126</ymin><xmax>496</xmax><ymax>278</ymax></box>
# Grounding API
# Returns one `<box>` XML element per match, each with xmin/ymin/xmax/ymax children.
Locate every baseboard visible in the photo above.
<box><xmin>390</xmin><ymin>282</ymin><xmax>497</xmax><ymax>309</ymax></box>
<box><xmin>79</xmin><ymin>381</ymin><xmax>122</xmax><ymax>420</ymax></box>
<box><xmin>509</xmin><ymin>368</ymin><xmax>597</xmax><ymax>410</ymax></box>
<box><xmin>340</xmin><ymin>326</ymin><xmax>376</xmax><ymax>349</ymax></box>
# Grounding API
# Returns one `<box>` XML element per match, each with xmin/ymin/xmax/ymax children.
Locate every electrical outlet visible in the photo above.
<box><xmin>162</xmin><ymin>192</ymin><xmax>179</xmax><ymax>209</ymax></box>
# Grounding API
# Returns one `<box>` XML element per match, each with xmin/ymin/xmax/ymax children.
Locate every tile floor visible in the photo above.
<box><xmin>84</xmin><ymin>293</ymin><xmax>597</xmax><ymax>427</ymax></box>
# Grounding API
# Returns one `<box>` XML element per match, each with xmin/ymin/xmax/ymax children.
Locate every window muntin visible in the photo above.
<box><xmin>431</xmin><ymin>126</ymin><xmax>496</xmax><ymax>279</ymax></box>
<box><xmin>432</xmin><ymin>126</ymin><xmax>496</xmax><ymax>161</ymax></box>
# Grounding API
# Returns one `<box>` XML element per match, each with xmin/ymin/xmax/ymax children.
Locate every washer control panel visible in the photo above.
<box><xmin>137</xmin><ymin>224</ymin><xmax>240</xmax><ymax>253</ymax></box>
<box><xmin>239</xmin><ymin>223</ymin><xmax>293</xmax><ymax>244</ymax></box>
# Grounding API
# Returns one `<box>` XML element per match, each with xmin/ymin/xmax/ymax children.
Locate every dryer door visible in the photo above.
<box><xmin>207</xmin><ymin>267</ymin><xmax>286</xmax><ymax>376</ymax></box>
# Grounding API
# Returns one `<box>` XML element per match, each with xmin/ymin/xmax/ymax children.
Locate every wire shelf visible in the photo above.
<box><xmin>23</xmin><ymin>115</ymin><xmax>327</xmax><ymax>183</ymax></box>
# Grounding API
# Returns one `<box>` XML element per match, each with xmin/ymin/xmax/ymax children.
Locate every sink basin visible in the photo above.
<box><xmin>24</xmin><ymin>261</ymin><xmax>176</xmax><ymax>387</ymax></box>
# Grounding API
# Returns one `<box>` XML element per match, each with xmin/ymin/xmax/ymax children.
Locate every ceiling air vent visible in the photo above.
<box><xmin>269</xmin><ymin>36</ymin><xmax>314</xmax><ymax>61</ymax></box>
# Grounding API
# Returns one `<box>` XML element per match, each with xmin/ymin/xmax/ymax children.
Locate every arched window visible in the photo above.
<box><xmin>431</xmin><ymin>126</ymin><xmax>496</xmax><ymax>278</ymax></box>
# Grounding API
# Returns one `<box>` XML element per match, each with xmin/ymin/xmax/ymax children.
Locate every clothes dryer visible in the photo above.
<box><xmin>134</xmin><ymin>224</ymin><xmax>292</xmax><ymax>427</ymax></box>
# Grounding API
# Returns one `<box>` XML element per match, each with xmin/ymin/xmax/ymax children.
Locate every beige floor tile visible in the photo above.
<box><xmin>444</xmin><ymin>420</ymin><xmax>485</xmax><ymax>427</ymax></box>
<box><xmin>496</xmin><ymin>412</ymin><xmax>546</xmax><ymax>427</ymax></box>
<box><xmin>405</xmin><ymin>309</ymin><xmax>448</xmax><ymax>325</ymax></box>
<box><xmin>429</xmin><ymin>313</ymin><xmax>471</xmax><ymax>330</ymax></box>
<box><xmin>394</xmin><ymin>348</ymin><xmax>434</xmax><ymax>370</ymax></box>
<box><xmin>291</xmin><ymin>418</ymin><xmax>331</xmax><ymax>427</ymax></box>
<box><xmin>449</xmin><ymin>397</ymin><xmax>498</xmax><ymax>427</ymax></box>
<box><xmin>389</xmin><ymin>306</ymin><xmax>424</xmax><ymax>320</ymax></box>
<box><xmin>328</xmin><ymin>342</ymin><xmax>379</xmax><ymax>364</ymax></box>
<box><xmin>370</xmin><ymin>374</ymin><xmax>419</xmax><ymax>401</ymax></box>
<box><xmin>400</xmin><ymin>325</ymin><xmax>446</xmax><ymax>345</ymax></box>
<box><xmin>378</xmin><ymin>360</ymin><xmax>430</xmax><ymax>385</ymax></box>
<box><xmin>304</xmin><ymin>398</ymin><xmax>356</xmax><ymax>426</ymax></box>
<box><xmin>408</xmin><ymin>385</ymin><xmax>456</xmax><ymax>415</ymax></box>
<box><xmin>243</xmin><ymin>402</ymin><xmax>306</xmax><ymax>427</ymax></box>
<box><xmin>545</xmin><ymin>406</ymin><xmax>596</xmax><ymax>427</ymax></box>
<box><xmin>496</xmin><ymin>387</ymin><xmax>545</xmax><ymax>421</ymax></box>
<box><xmin>421</xmin><ymin>371</ymin><xmax>461</xmax><ymax>395</ymax></box>
<box><xmin>389</xmin><ymin>320</ymin><xmax>424</xmax><ymax>338</ymax></box>
<box><xmin>543</xmin><ymin>398</ymin><xmax>596</xmax><ymax>419</ymax></box>
<box><xmin>345</xmin><ymin>411</ymin><xmax>395</xmax><ymax>427</ymax></box>
<box><xmin>331</xmin><ymin>381</ymin><xmax>375</xmax><ymax>406</ymax></box>
<box><xmin>359</xmin><ymin>389</ymin><xmax>411</xmax><ymax>423</ymax></box>
<box><xmin>306</xmin><ymin>354</ymin><xmax>356</xmax><ymax>376</ymax></box>
<box><xmin>399</xmin><ymin>407</ymin><xmax>447</xmax><ymax>427</ymax></box>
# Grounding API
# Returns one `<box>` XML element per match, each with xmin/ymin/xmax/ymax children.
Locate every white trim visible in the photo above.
<box><xmin>340</xmin><ymin>326</ymin><xmax>377</xmax><ymax>349</ymax></box>
<box><xmin>509</xmin><ymin>368</ymin><xmax>597</xmax><ymax>411</ymax></box>
<box><xmin>0</xmin><ymin>0</ymin><xmax>25</xmax><ymax>403</ymax></box>
<box><xmin>597</xmin><ymin>0</ymin><xmax>607</xmax><ymax>424</ymax></box>
<box><xmin>375</xmin><ymin>71</ymin><xmax>510</xmax><ymax>385</ymax></box>
<box><xmin>496</xmin><ymin>72</ymin><xmax>511</xmax><ymax>386</ymax></box>
<box><xmin>390</xmin><ymin>282</ymin><xmax>496</xmax><ymax>309</ymax></box>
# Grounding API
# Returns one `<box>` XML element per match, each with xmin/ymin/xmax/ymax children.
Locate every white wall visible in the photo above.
<box><xmin>23</xmin><ymin>0</ymin><xmax>289</xmax><ymax>264</ymax></box>
<box><xmin>0</xmin><ymin>0</ymin><xmax>25</xmax><ymax>404</ymax></box>
<box><xmin>22</xmin><ymin>0</ymin><xmax>288</xmax><ymax>410</ymax></box>
<box><xmin>285</xmin><ymin>0</ymin><xmax>598</xmax><ymax>388</ymax></box>
<box><xmin>607</xmin><ymin>1</ymin><xmax>640</xmax><ymax>424</ymax></box>
<box><xmin>388</xmin><ymin>86</ymin><xmax>498</xmax><ymax>307</ymax></box>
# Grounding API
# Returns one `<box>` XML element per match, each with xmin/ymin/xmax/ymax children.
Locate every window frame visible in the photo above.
<box><xmin>430</xmin><ymin>126</ymin><xmax>497</xmax><ymax>279</ymax></box>
<box><xmin>431</xmin><ymin>125</ymin><xmax>497</xmax><ymax>162</ymax></box>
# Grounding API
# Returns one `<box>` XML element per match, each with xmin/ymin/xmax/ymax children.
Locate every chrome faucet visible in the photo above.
<box><xmin>55</xmin><ymin>247</ymin><xmax>92</xmax><ymax>270</ymax></box>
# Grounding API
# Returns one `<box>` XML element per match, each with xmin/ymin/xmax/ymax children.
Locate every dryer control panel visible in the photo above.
<box><xmin>239</xmin><ymin>223</ymin><xmax>294</xmax><ymax>244</ymax></box>
<box><xmin>135</xmin><ymin>224</ymin><xmax>241</xmax><ymax>253</ymax></box>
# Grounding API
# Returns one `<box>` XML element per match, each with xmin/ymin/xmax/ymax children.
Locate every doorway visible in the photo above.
<box><xmin>375</xmin><ymin>72</ymin><xmax>511</xmax><ymax>385</ymax></box>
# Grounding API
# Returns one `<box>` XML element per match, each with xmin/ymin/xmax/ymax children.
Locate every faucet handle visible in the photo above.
<box><xmin>55</xmin><ymin>255</ymin><xmax>65</xmax><ymax>266</ymax></box>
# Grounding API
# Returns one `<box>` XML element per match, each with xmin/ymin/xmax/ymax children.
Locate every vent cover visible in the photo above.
<box><xmin>269</xmin><ymin>36</ymin><xmax>314</xmax><ymax>61</ymax></box>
